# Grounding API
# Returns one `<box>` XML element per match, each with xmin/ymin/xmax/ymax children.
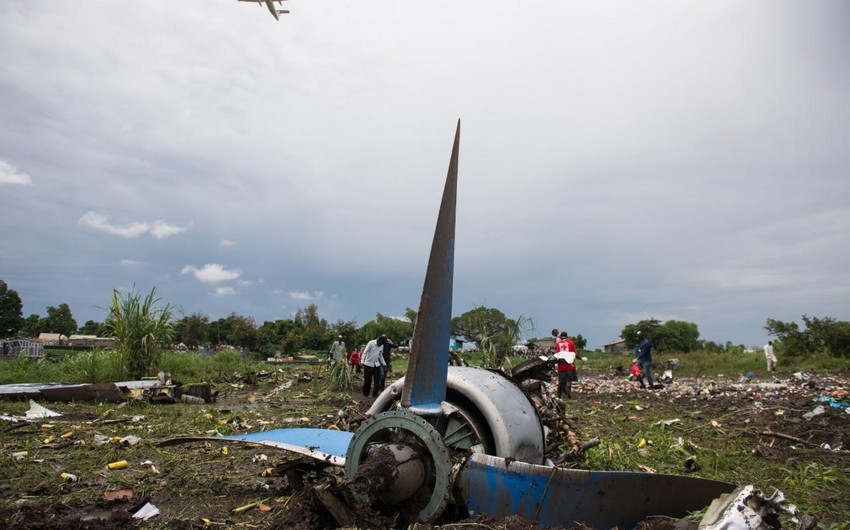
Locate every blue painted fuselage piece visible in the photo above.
<box><xmin>458</xmin><ymin>453</ymin><xmax>736</xmax><ymax>529</ymax></box>
<box><xmin>225</xmin><ymin>428</ymin><xmax>353</xmax><ymax>465</ymax></box>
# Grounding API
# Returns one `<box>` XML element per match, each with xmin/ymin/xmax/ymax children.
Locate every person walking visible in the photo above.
<box><xmin>361</xmin><ymin>335</ymin><xmax>387</xmax><ymax>398</ymax></box>
<box><xmin>329</xmin><ymin>335</ymin><xmax>346</xmax><ymax>361</ymax></box>
<box><xmin>376</xmin><ymin>334</ymin><xmax>397</xmax><ymax>393</ymax></box>
<box><xmin>764</xmin><ymin>340</ymin><xmax>777</xmax><ymax>372</ymax></box>
<box><xmin>635</xmin><ymin>330</ymin><xmax>655</xmax><ymax>389</ymax></box>
<box><xmin>552</xmin><ymin>331</ymin><xmax>578</xmax><ymax>399</ymax></box>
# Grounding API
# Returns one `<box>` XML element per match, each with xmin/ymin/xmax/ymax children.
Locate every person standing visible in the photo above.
<box><xmin>764</xmin><ymin>340</ymin><xmax>777</xmax><ymax>372</ymax></box>
<box><xmin>635</xmin><ymin>330</ymin><xmax>655</xmax><ymax>389</ymax></box>
<box><xmin>349</xmin><ymin>348</ymin><xmax>362</xmax><ymax>374</ymax></box>
<box><xmin>329</xmin><ymin>335</ymin><xmax>346</xmax><ymax>361</ymax></box>
<box><xmin>553</xmin><ymin>331</ymin><xmax>578</xmax><ymax>399</ymax></box>
<box><xmin>361</xmin><ymin>335</ymin><xmax>387</xmax><ymax>398</ymax></box>
<box><xmin>376</xmin><ymin>334</ymin><xmax>397</xmax><ymax>393</ymax></box>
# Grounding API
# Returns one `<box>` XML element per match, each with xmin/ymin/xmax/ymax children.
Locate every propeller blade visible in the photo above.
<box><xmin>402</xmin><ymin>120</ymin><xmax>460</xmax><ymax>414</ymax></box>
<box><xmin>457</xmin><ymin>453</ymin><xmax>736</xmax><ymax>529</ymax></box>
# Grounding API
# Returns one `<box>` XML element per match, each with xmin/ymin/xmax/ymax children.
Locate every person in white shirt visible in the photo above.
<box><xmin>764</xmin><ymin>341</ymin><xmax>777</xmax><ymax>372</ymax></box>
<box><xmin>329</xmin><ymin>335</ymin><xmax>346</xmax><ymax>361</ymax></box>
<box><xmin>361</xmin><ymin>336</ymin><xmax>387</xmax><ymax>397</ymax></box>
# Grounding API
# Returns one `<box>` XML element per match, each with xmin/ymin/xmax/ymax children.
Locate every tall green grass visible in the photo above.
<box><xmin>0</xmin><ymin>349</ymin><xmax>266</xmax><ymax>385</ymax></box>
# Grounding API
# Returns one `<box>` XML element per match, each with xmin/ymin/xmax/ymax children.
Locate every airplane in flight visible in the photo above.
<box><xmin>238</xmin><ymin>0</ymin><xmax>290</xmax><ymax>20</ymax></box>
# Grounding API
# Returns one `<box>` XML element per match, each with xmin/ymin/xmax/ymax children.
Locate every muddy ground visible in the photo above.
<box><xmin>1</xmin><ymin>366</ymin><xmax>848</xmax><ymax>529</ymax></box>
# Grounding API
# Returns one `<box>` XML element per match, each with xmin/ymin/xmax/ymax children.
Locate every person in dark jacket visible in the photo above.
<box><xmin>376</xmin><ymin>334</ymin><xmax>397</xmax><ymax>392</ymax></box>
<box><xmin>634</xmin><ymin>331</ymin><xmax>655</xmax><ymax>389</ymax></box>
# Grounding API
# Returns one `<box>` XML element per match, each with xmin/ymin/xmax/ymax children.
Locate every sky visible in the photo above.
<box><xmin>1</xmin><ymin>1</ymin><xmax>849</xmax><ymax>349</ymax></box>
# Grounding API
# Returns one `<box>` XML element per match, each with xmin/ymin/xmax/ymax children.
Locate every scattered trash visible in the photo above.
<box><xmin>92</xmin><ymin>434</ymin><xmax>111</xmax><ymax>447</ymax></box>
<box><xmin>684</xmin><ymin>456</ymin><xmax>701</xmax><ymax>473</ymax></box>
<box><xmin>0</xmin><ymin>400</ymin><xmax>62</xmax><ymax>422</ymax></box>
<box><xmin>104</xmin><ymin>488</ymin><xmax>134</xmax><ymax>502</ymax></box>
<box><xmin>666</xmin><ymin>358</ymin><xmax>681</xmax><ymax>370</ymax></box>
<box><xmin>120</xmin><ymin>435</ymin><xmax>141</xmax><ymax>447</ymax></box>
<box><xmin>802</xmin><ymin>405</ymin><xmax>826</xmax><ymax>420</ymax></box>
<box><xmin>813</xmin><ymin>395</ymin><xmax>849</xmax><ymax>410</ymax></box>
<box><xmin>662</xmin><ymin>370</ymin><xmax>673</xmax><ymax>384</ymax></box>
<box><xmin>131</xmin><ymin>501</ymin><xmax>160</xmax><ymax>520</ymax></box>
<box><xmin>11</xmin><ymin>451</ymin><xmax>28</xmax><ymax>461</ymax></box>
<box><xmin>60</xmin><ymin>472</ymin><xmax>78</xmax><ymax>482</ymax></box>
<box><xmin>107</xmin><ymin>460</ymin><xmax>128</xmax><ymax>470</ymax></box>
<box><xmin>232</xmin><ymin>497</ymin><xmax>271</xmax><ymax>514</ymax></box>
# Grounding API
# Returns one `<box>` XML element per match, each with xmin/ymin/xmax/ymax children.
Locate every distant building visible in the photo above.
<box><xmin>603</xmin><ymin>339</ymin><xmax>628</xmax><ymax>354</ymax></box>
<box><xmin>68</xmin><ymin>335</ymin><xmax>117</xmax><ymax>349</ymax></box>
<box><xmin>36</xmin><ymin>333</ymin><xmax>67</xmax><ymax>345</ymax></box>
<box><xmin>535</xmin><ymin>338</ymin><xmax>557</xmax><ymax>352</ymax></box>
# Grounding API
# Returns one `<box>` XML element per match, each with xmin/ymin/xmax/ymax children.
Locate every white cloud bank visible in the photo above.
<box><xmin>78</xmin><ymin>211</ymin><xmax>186</xmax><ymax>239</ymax></box>
<box><xmin>289</xmin><ymin>290</ymin><xmax>325</xmax><ymax>301</ymax></box>
<box><xmin>181</xmin><ymin>263</ymin><xmax>241</xmax><ymax>283</ymax></box>
<box><xmin>0</xmin><ymin>159</ymin><xmax>32</xmax><ymax>186</ymax></box>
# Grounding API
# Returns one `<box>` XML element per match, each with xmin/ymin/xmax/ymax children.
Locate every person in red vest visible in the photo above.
<box><xmin>553</xmin><ymin>331</ymin><xmax>578</xmax><ymax>399</ymax></box>
<box><xmin>348</xmin><ymin>349</ymin><xmax>361</xmax><ymax>374</ymax></box>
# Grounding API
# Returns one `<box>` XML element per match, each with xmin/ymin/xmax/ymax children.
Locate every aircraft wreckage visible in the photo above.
<box><xmin>161</xmin><ymin>122</ymin><xmax>752</xmax><ymax>528</ymax></box>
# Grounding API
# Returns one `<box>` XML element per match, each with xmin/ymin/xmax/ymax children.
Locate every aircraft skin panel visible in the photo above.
<box><xmin>158</xmin><ymin>428</ymin><xmax>353</xmax><ymax>467</ymax></box>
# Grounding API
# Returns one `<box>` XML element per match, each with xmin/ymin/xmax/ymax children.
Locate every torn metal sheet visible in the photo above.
<box><xmin>457</xmin><ymin>453</ymin><xmax>736</xmax><ymax>529</ymax></box>
<box><xmin>699</xmin><ymin>485</ymin><xmax>816</xmax><ymax>530</ymax></box>
<box><xmin>158</xmin><ymin>428</ymin><xmax>353</xmax><ymax>466</ymax></box>
<box><xmin>0</xmin><ymin>380</ymin><xmax>161</xmax><ymax>402</ymax></box>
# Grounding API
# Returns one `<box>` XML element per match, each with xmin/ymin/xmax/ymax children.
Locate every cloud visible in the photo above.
<box><xmin>181</xmin><ymin>263</ymin><xmax>241</xmax><ymax>283</ymax></box>
<box><xmin>119</xmin><ymin>259</ymin><xmax>141</xmax><ymax>266</ymax></box>
<box><xmin>150</xmin><ymin>220</ymin><xmax>187</xmax><ymax>239</ymax></box>
<box><xmin>0</xmin><ymin>159</ymin><xmax>32</xmax><ymax>186</ymax></box>
<box><xmin>288</xmin><ymin>290</ymin><xmax>325</xmax><ymax>301</ymax></box>
<box><xmin>214</xmin><ymin>286</ymin><xmax>236</xmax><ymax>296</ymax></box>
<box><xmin>78</xmin><ymin>211</ymin><xmax>186</xmax><ymax>239</ymax></box>
<box><xmin>219</xmin><ymin>239</ymin><xmax>235</xmax><ymax>247</ymax></box>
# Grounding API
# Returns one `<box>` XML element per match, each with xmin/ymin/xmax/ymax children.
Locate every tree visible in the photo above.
<box><xmin>766</xmin><ymin>315</ymin><xmax>850</xmax><ymax>358</ymax></box>
<box><xmin>226</xmin><ymin>313</ymin><xmax>257</xmax><ymax>350</ymax></box>
<box><xmin>330</xmin><ymin>319</ymin><xmax>359</xmax><ymax>352</ymax></box>
<box><xmin>621</xmin><ymin>319</ymin><xmax>662</xmax><ymax>350</ymax></box>
<box><xmin>294</xmin><ymin>304</ymin><xmax>329</xmax><ymax>350</ymax></box>
<box><xmin>571</xmin><ymin>333</ymin><xmax>588</xmax><ymax>351</ymax></box>
<box><xmin>358</xmin><ymin>313</ymin><xmax>414</xmax><ymax>348</ymax></box>
<box><xmin>78</xmin><ymin>320</ymin><xmax>103</xmax><ymax>336</ymax></box>
<box><xmin>620</xmin><ymin>319</ymin><xmax>700</xmax><ymax>353</ymax></box>
<box><xmin>404</xmin><ymin>307</ymin><xmax>418</xmax><ymax>331</ymax></box>
<box><xmin>658</xmin><ymin>320</ymin><xmax>700</xmax><ymax>352</ymax></box>
<box><xmin>451</xmin><ymin>307</ymin><xmax>512</xmax><ymax>344</ymax></box>
<box><xmin>452</xmin><ymin>306</ymin><xmax>527</xmax><ymax>368</ymax></box>
<box><xmin>256</xmin><ymin>319</ymin><xmax>299</xmax><ymax>354</ymax></box>
<box><xmin>103</xmin><ymin>287</ymin><xmax>174</xmax><ymax>379</ymax></box>
<box><xmin>44</xmin><ymin>304</ymin><xmax>77</xmax><ymax>336</ymax></box>
<box><xmin>208</xmin><ymin>317</ymin><xmax>232</xmax><ymax>346</ymax></box>
<box><xmin>0</xmin><ymin>280</ymin><xmax>24</xmax><ymax>336</ymax></box>
<box><xmin>183</xmin><ymin>313</ymin><xmax>209</xmax><ymax>349</ymax></box>
<box><xmin>20</xmin><ymin>314</ymin><xmax>43</xmax><ymax>338</ymax></box>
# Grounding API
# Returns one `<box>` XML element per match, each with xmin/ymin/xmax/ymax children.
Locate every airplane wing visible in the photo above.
<box><xmin>237</xmin><ymin>0</ymin><xmax>289</xmax><ymax>20</ymax></box>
